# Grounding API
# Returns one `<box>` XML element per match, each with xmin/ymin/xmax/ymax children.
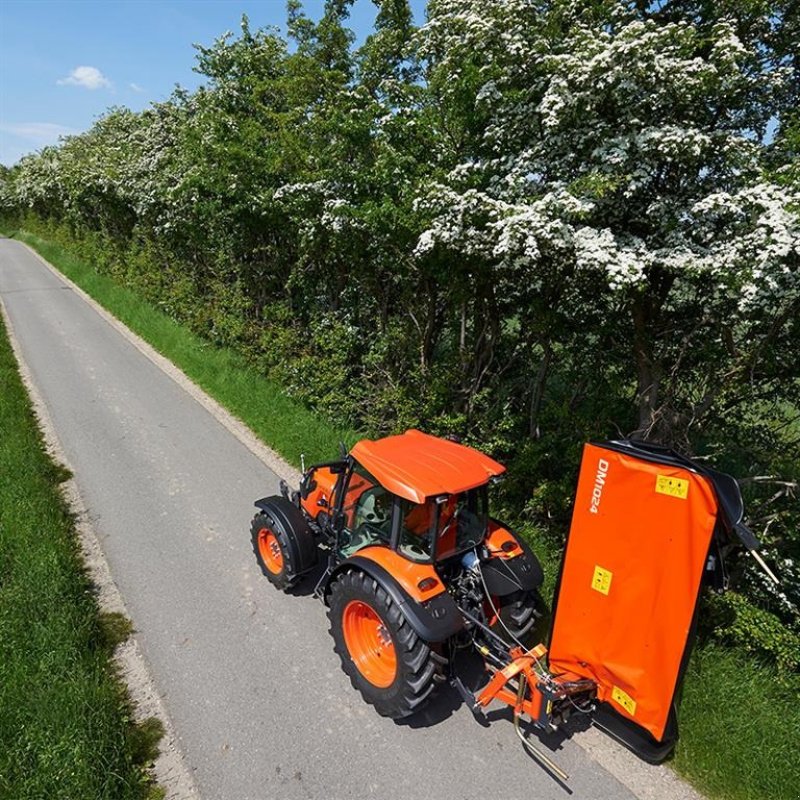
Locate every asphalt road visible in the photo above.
<box><xmin>0</xmin><ymin>238</ymin><xmax>638</xmax><ymax>800</ymax></box>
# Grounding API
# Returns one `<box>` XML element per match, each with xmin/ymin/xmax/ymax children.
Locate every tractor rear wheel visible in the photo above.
<box><xmin>328</xmin><ymin>570</ymin><xmax>441</xmax><ymax>718</ymax></box>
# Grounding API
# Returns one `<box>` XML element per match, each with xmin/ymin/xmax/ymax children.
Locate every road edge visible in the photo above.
<box><xmin>10</xmin><ymin>238</ymin><xmax>704</xmax><ymax>800</ymax></box>
<box><xmin>0</xmin><ymin>284</ymin><xmax>202</xmax><ymax>800</ymax></box>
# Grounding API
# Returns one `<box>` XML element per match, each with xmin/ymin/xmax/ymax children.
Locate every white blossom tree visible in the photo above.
<box><xmin>1</xmin><ymin>0</ymin><xmax>797</xmax><ymax>623</ymax></box>
<box><xmin>415</xmin><ymin>0</ymin><xmax>799</xmax><ymax>440</ymax></box>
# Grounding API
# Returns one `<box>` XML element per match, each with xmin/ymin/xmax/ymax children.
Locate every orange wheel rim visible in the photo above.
<box><xmin>342</xmin><ymin>600</ymin><xmax>397</xmax><ymax>688</ymax></box>
<box><xmin>257</xmin><ymin>528</ymin><xmax>283</xmax><ymax>574</ymax></box>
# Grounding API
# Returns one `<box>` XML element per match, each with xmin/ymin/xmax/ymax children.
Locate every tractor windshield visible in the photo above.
<box><xmin>398</xmin><ymin>487</ymin><xmax>488</xmax><ymax>562</ymax></box>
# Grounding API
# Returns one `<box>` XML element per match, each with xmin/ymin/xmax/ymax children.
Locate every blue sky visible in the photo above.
<box><xmin>0</xmin><ymin>0</ymin><xmax>427</xmax><ymax>166</ymax></box>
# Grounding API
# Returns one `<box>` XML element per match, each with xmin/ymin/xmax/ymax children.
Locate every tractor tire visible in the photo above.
<box><xmin>251</xmin><ymin>511</ymin><xmax>294</xmax><ymax>590</ymax></box>
<box><xmin>495</xmin><ymin>589</ymin><xmax>544</xmax><ymax>644</ymax></box>
<box><xmin>328</xmin><ymin>569</ymin><xmax>442</xmax><ymax>719</ymax></box>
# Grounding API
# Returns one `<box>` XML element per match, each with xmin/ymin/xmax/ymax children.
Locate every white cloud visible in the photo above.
<box><xmin>57</xmin><ymin>65</ymin><xmax>111</xmax><ymax>90</ymax></box>
<box><xmin>0</xmin><ymin>122</ymin><xmax>77</xmax><ymax>143</ymax></box>
<box><xmin>129</xmin><ymin>82</ymin><xmax>144</xmax><ymax>93</ymax></box>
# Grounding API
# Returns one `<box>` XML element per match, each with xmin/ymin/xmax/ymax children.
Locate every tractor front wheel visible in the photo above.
<box><xmin>328</xmin><ymin>570</ymin><xmax>442</xmax><ymax>718</ymax></box>
<box><xmin>251</xmin><ymin>512</ymin><xmax>293</xmax><ymax>590</ymax></box>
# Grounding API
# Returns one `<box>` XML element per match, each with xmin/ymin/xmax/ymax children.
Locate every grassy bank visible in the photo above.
<box><xmin>2</xmin><ymin>226</ymin><xmax>797</xmax><ymax>800</ymax></box>
<box><xmin>675</xmin><ymin>645</ymin><xmax>799</xmax><ymax>800</ymax></box>
<box><xmin>0</xmin><ymin>309</ymin><xmax>162</xmax><ymax>798</ymax></box>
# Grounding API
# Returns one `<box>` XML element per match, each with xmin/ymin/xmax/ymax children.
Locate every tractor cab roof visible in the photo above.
<box><xmin>349</xmin><ymin>429</ymin><xmax>505</xmax><ymax>504</ymax></box>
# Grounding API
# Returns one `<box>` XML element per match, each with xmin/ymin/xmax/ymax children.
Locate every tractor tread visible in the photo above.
<box><xmin>495</xmin><ymin>589</ymin><xmax>544</xmax><ymax>645</ymax></box>
<box><xmin>251</xmin><ymin>511</ymin><xmax>295</xmax><ymax>591</ymax></box>
<box><xmin>328</xmin><ymin>568</ymin><xmax>442</xmax><ymax>719</ymax></box>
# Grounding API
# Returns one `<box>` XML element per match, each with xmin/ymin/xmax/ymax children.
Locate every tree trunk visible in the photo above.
<box><xmin>529</xmin><ymin>340</ymin><xmax>553</xmax><ymax>438</ymax></box>
<box><xmin>632</xmin><ymin>294</ymin><xmax>661</xmax><ymax>439</ymax></box>
<box><xmin>420</xmin><ymin>286</ymin><xmax>441</xmax><ymax>372</ymax></box>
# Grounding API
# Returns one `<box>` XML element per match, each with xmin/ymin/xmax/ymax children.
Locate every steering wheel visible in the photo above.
<box><xmin>399</xmin><ymin>541</ymin><xmax>429</xmax><ymax>561</ymax></box>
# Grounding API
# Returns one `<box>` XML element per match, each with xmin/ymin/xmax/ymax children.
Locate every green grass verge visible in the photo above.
<box><xmin>3</xmin><ymin>226</ymin><xmax>797</xmax><ymax>800</ymax></box>
<box><xmin>675</xmin><ymin>645</ymin><xmax>799</xmax><ymax>800</ymax></box>
<box><xmin>0</xmin><ymin>311</ymin><xmax>162</xmax><ymax>799</ymax></box>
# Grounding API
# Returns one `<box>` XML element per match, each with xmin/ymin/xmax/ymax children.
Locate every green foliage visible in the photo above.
<box><xmin>97</xmin><ymin>611</ymin><xmax>135</xmax><ymax>650</ymax></box>
<box><xmin>703</xmin><ymin>592</ymin><xmax>800</xmax><ymax>683</ymax></box>
<box><xmin>128</xmin><ymin>717</ymin><xmax>166</xmax><ymax>767</ymax></box>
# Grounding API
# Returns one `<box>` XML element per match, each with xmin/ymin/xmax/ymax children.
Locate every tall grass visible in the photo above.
<box><xmin>0</xmin><ymin>311</ymin><xmax>161</xmax><ymax>799</ymax></box>
<box><xmin>675</xmin><ymin>644</ymin><xmax>800</xmax><ymax>800</ymax></box>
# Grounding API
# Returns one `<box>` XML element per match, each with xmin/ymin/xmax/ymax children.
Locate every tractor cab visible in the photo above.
<box><xmin>337</xmin><ymin>466</ymin><xmax>490</xmax><ymax>562</ymax></box>
<box><xmin>299</xmin><ymin>430</ymin><xmax>505</xmax><ymax>563</ymax></box>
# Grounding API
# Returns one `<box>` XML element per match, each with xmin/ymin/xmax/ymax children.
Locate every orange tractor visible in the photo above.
<box><xmin>251</xmin><ymin>430</ymin><xmax>771</xmax><ymax>778</ymax></box>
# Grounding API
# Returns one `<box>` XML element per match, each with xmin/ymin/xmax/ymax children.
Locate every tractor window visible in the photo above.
<box><xmin>339</xmin><ymin>463</ymin><xmax>392</xmax><ymax>556</ymax></box>
<box><xmin>397</xmin><ymin>489</ymin><xmax>489</xmax><ymax>562</ymax></box>
<box><xmin>436</xmin><ymin>488</ymin><xmax>488</xmax><ymax>560</ymax></box>
<box><xmin>340</xmin><ymin>465</ymin><xmax>374</xmax><ymax>529</ymax></box>
<box><xmin>398</xmin><ymin>498</ymin><xmax>436</xmax><ymax>562</ymax></box>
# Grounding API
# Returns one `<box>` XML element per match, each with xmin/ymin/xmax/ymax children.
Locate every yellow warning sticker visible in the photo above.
<box><xmin>591</xmin><ymin>565</ymin><xmax>613</xmax><ymax>596</ymax></box>
<box><xmin>612</xmin><ymin>686</ymin><xmax>637</xmax><ymax>716</ymax></box>
<box><xmin>655</xmin><ymin>474</ymin><xmax>689</xmax><ymax>499</ymax></box>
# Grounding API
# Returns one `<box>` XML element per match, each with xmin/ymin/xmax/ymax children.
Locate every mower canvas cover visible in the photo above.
<box><xmin>549</xmin><ymin>440</ymin><xmax>726</xmax><ymax>761</ymax></box>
